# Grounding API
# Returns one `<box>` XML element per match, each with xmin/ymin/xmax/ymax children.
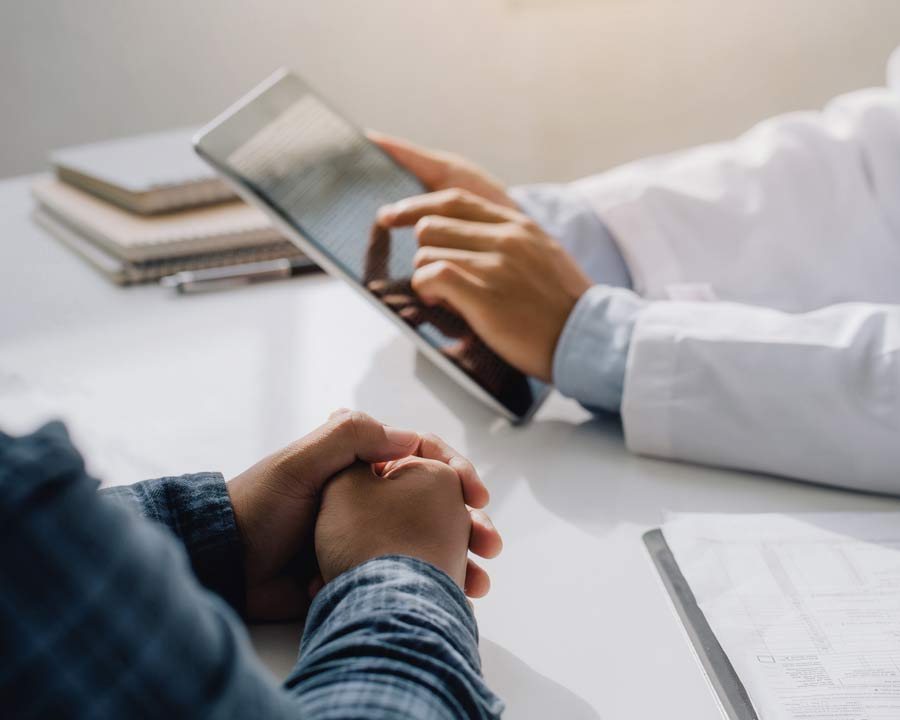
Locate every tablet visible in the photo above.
<box><xmin>194</xmin><ymin>69</ymin><xmax>549</xmax><ymax>422</ymax></box>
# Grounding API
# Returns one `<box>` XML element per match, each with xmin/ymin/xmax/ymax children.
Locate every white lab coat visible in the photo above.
<box><xmin>572</xmin><ymin>49</ymin><xmax>900</xmax><ymax>493</ymax></box>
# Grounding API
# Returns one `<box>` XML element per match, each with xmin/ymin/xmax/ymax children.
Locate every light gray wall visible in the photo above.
<box><xmin>2</xmin><ymin>1</ymin><xmax>899</xmax><ymax>182</ymax></box>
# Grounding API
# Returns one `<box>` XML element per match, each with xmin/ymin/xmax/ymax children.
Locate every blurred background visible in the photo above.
<box><xmin>3</xmin><ymin>0</ymin><xmax>898</xmax><ymax>182</ymax></box>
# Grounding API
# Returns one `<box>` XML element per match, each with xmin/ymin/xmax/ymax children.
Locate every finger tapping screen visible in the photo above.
<box><xmin>214</xmin><ymin>74</ymin><xmax>543</xmax><ymax>417</ymax></box>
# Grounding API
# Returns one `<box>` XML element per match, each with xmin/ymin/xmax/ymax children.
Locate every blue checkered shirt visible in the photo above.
<box><xmin>0</xmin><ymin>422</ymin><xmax>503</xmax><ymax>719</ymax></box>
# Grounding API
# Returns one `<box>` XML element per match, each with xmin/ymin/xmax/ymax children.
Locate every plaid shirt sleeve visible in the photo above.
<box><xmin>100</xmin><ymin>470</ymin><xmax>247</xmax><ymax>616</ymax></box>
<box><xmin>292</xmin><ymin>555</ymin><xmax>504</xmax><ymax>718</ymax></box>
<box><xmin>0</xmin><ymin>422</ymin><xmax>503</xmax><ymax>719</ymax></box>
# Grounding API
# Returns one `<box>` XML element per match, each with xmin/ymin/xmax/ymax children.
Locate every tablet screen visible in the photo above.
<box><xmin>197</xmin><ymin>72</ymin><xmax>546</xmax><ymax>419</ymax></box>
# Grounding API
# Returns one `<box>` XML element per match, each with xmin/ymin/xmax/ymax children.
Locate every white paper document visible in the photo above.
<box><xmin>663</xmin><ymin>513</ymin><xmax>900</xmax><ymax>720</ymax></box>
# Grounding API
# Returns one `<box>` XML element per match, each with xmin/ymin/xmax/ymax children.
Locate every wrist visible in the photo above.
<box><xmin>225</xmin><ymin>455</ymin><xmax>315</xmax><ymax>584</ymax></box>
<box><xmin>319</xmin><ymin>542</ymin><xmax>467</xmax><ymax>590</ymax></box>
<box><xmin>224</xmin><ymin>477</ymin><xmax>255</xmax><ymax>576</ymax></box>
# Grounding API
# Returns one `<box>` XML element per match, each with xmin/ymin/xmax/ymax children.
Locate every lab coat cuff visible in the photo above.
<box><xmin>553</xmin><ymin>284</ymin><xmax>644</xmax><ymax>412</ymax></box>
<box><xmin>620</xmin><ymin>305</ymin><xmax>685</xmax><ymax>458</ymax></box>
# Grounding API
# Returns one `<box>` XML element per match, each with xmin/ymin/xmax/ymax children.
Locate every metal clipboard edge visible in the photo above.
<box><xmin>643</xmin><ymin>529</ymin><xmax>759</xmax><ymax>720</ymax></box>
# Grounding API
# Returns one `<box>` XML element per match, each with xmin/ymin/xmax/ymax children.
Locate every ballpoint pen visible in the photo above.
<box><xmin>160</xmin><ymin>257</ymin><xmax>318</xmax><ymax>293</ymax></box>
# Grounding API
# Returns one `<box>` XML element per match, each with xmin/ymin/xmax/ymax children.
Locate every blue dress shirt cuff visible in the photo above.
<box><xmin>510</xmin><ymin>183</ymin><xmax>632</xmax><ymax>288</ymax></box>
<box><xmin>553</xmin><ymin>285</ymin><xmax>646</xmax><ymax>412</ymax></box>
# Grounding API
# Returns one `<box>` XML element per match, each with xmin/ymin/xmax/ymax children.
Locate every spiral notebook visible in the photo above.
<box><xmin>32</xmin><ymin>177</ymin><xmax>308</xmax><ymax>285</ymax></box>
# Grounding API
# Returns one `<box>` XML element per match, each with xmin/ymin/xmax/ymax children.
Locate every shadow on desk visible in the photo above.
<box><xmin>480</xmin><ymin>638</ymin><xmax>601</xmax><ymax>719</ymax></box>
<box><xmin>249</xmin><ymin>627</ymin><xmax>600</xmax><ymax>718</ymax></box>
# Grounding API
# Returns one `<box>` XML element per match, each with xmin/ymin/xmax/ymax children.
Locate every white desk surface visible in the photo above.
<box><xmin>4</xmin><ymin>174</ymin><xmax>899</xmax><ymax>719</ymax></box>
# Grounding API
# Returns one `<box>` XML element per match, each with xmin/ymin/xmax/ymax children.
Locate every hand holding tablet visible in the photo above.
<box><xmin>194</xmin><ymin>69</ymin><xmax>550</xmax><ymax>421</ymax></box>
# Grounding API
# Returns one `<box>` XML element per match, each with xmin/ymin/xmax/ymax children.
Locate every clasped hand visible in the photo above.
<box><xmin>227</xmin><ymin>409</ymin><xmax>501</xmax><ymax>621</ymax></box>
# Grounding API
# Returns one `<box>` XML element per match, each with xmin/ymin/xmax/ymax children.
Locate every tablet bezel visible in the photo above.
<box><xmin>193</xmin><ymin>68</ymin><xmax>549</xmax><ymax>423</ymax></box>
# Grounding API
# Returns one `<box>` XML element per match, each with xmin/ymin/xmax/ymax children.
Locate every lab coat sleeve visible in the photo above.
<box><xmin>570</xmin><ymin>87</ymin><xmax>900</xmax><ymax>312</ymax></box>
<box><xmin>621</xmin><ymin>301</ymin><xmax>900</xmax><ymax>494</ymax></box>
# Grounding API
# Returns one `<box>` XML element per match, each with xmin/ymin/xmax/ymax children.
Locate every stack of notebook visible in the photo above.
<box><xmin>33</xmin><ymin>128</ymin><xmax>309</xmax><ymax>285</ymax></box>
